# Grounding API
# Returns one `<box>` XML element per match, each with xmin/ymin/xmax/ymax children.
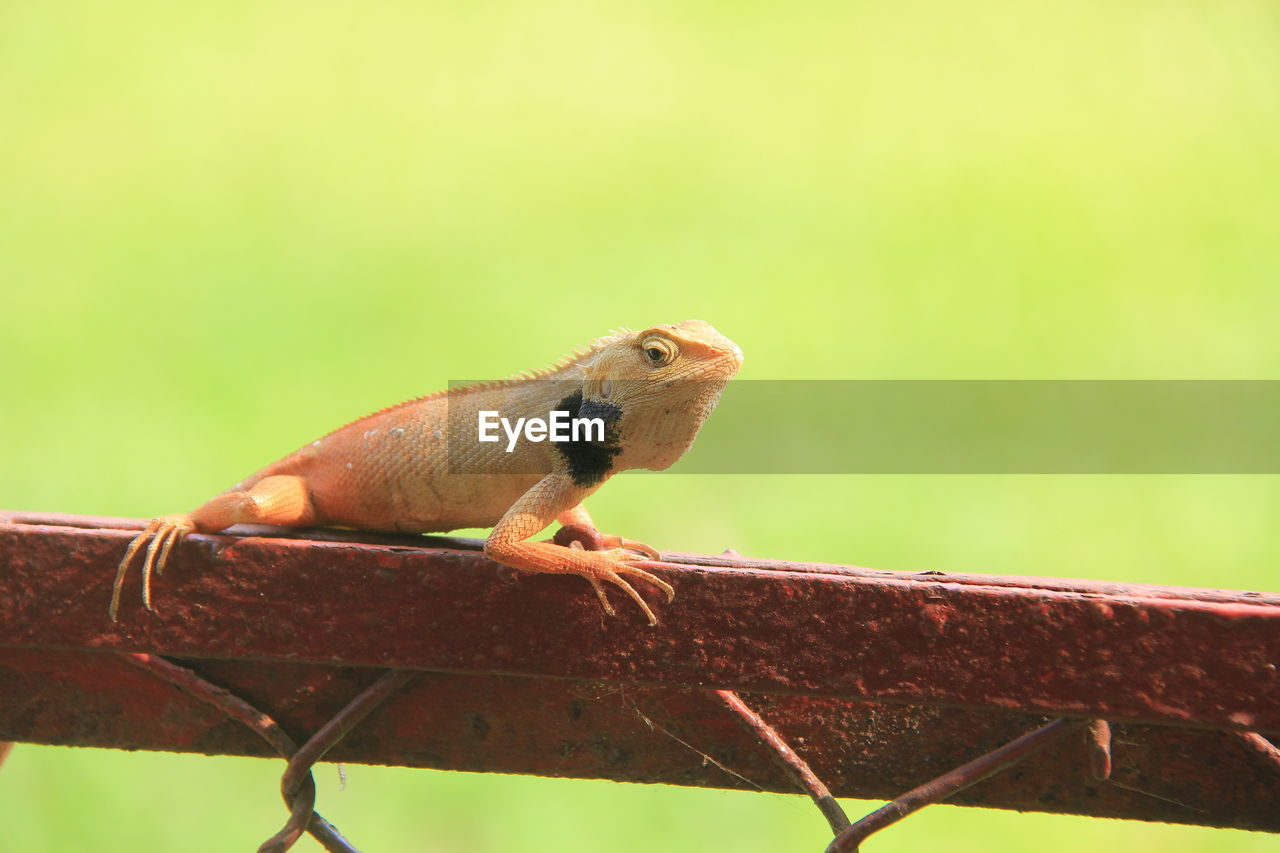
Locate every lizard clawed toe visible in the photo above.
<box><xmin>585</xmin><ymin>576</ymin><xmax>618</xmax><ymax>617</ymax></box>
<box><xmin>576</xmin><ymin>548</ymin><xmax>674</xmax><ymax>626</ymax></box>
<box><xmin>110</xmin><ymin>515</ymin><xmax>195</xmax><ymax>621</ymax></box>
<box><xmin>600</xmin><ymin>535</ymin><xmax>661</xmax><ymax>561</ymax></box>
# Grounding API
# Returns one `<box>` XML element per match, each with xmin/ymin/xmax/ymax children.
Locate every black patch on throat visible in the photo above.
<box><xmin>554</xmin><ymin>390</ymin><xmax>623</xmax><ymax>487</ymax></box>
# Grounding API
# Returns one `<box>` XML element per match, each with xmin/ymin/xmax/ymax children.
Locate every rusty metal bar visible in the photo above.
<box><xmin>3</xmin><ymin>511</ymin><xmax>1277</xmax><ymax>732</ymax></box>
<box><xmin>2</xmin><ymin>511</ymin><xmax>1279</xmax><ymax>834</ymax></box>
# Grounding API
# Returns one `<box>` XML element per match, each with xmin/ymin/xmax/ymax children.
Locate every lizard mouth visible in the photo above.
<box><xmin>718</xmin><ymin>343</ymin><xmax>744</xmax><ymax>373</ymax></box>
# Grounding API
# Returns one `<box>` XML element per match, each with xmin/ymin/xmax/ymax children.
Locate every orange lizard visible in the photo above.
<box><xmin>110</xmin><ymin>320</ymin><xmax>742</xmax><ymax>625</ymax></box>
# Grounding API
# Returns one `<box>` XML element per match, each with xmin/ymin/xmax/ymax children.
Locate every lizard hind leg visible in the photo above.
<box><xmin>110</xmin><ymin>474</ymin><xmax>317</xmax><ymax>621</ymax></box>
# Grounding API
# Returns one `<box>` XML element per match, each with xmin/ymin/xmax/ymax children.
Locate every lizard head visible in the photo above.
<box><xmin>582</xmin><ymin>320</ymin><xmax>743</xmax><ymax>471</ymax></box>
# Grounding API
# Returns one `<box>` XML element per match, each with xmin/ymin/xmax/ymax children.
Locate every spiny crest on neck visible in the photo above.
<box><xmin>357</xmin><ymin>328</ymin><xmax>632</xmax><ymax>423</ymax></box>
<box><xmin>467</xmin><ymin>327</ymin><xmax>630</xmax><ymax>390</ymax></box>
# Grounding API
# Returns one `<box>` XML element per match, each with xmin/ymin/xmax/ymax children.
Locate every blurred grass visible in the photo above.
<box><xmin>1</xmin><ymin>1</ymin><xmax>1278</xmax><ymax>851</ymax></box>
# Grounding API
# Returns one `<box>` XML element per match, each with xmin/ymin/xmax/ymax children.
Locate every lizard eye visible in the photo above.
<box><xmin>641</xmin><ymin>337</ymin><xmax>677</xmax><ymax>367</ymax></box>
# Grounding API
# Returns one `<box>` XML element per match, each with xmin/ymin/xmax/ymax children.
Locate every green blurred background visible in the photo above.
<box><xmin>2</xmin><ymin>1</ymin><xmax>1278</xmax><ymax>850</ymax></box>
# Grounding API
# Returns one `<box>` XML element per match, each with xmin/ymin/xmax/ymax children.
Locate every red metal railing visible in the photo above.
<box><xmin>2</xmin><ymin>511</ymin><xmax>1277</xmax><ymax>850</ymax></box>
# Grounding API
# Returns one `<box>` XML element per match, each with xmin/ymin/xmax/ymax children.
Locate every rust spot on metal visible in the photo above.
<box><xmin>918</xmin><ymin>604</ymin><xmax>950</xmax><ymax>638</ymax></box>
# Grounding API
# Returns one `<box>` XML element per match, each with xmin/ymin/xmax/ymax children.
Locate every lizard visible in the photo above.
<box><xmin>110</xmin><ymin>320</ymin><xmax>742</xmax><ymax>626</ymax></box>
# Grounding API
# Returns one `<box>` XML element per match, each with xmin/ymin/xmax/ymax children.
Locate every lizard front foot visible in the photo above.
<box><xmin>492</xmin><ymin>536</ymin><xmax>675</xmax><ymax>626</ymax></box>
<box><xmin>110</xmin><ymin>514</ymin><xmax>195</xmax><ymax>621</ymax></box>
<box><xmin>571</xmin><ymin>547</ymin><xmax>675</xmax><ymax>626</ymax></box>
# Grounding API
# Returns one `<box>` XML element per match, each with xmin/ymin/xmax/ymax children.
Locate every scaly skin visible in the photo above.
<box><xmin>111</xmin><ymin>320</ymin><xmax>742</xmax><ymax>625</ymax></box>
